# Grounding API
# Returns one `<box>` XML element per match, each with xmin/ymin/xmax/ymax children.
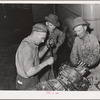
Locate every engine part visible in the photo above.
<box><xmin>28</xmin><ymin>62</ymin><xmax>90</xmax><ymax>91</ymax></box>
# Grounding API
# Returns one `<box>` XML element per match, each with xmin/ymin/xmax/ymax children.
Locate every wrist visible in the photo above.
<box><xmin>41</xmin><ymin>61</ymin><xmax>48</xmax><ymax>68</ymax></box>
<box><xmin>56</xmin><ymin>44</ymin><xmax>59</xmax><ymax>49</ymax></box>
<box><xmin>45</xmin><ymin>45</ymin><xmax>49</xmax><ymax>49</ymax></box>
<box><xmin>87</xmin><ymin>64</ymin><xmax>91</xmax><ymax>68</ymax></box>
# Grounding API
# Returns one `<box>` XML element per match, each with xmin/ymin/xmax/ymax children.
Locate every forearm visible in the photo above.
<box><xmin>57</xmin><ymin>39</ymin><xmax>64</xmax><ymax>49</ymax></box>
<box><xmin>70</xmin><ymin>47</ymin><xmax>78</xmax><ymax>66</ymax></box>
<box><xmin>86</xmin><ymin>39</ymin><xmax>100</xmax><ymax>67</ymax></box>
<box><xmin>26</xmin><ymin>61</ymin><xmax>48</xmax><ymax>77</ymax></box>
<box><xmin>53</xmin><ymin>44</ymin><xmax>59</xmax><ymax>53</ymax></box>
<box><xmin>39</xmin><ymin>45</ymin><xmax>48</xmax><ymax>58</ymax></box>
<box><xmin>54</xmin><ymin>36</ymin><xmax>65</xmax><ymax>53</ymax></box>
<box><xmin>85</xmin><ymin>55</ymin><xmax>100</xmax><ymax>67</ymax></box>
<box><xmin>70</xmin><ymin>57</ymin><xmax>78</xmax><ymax>67</ymax></box>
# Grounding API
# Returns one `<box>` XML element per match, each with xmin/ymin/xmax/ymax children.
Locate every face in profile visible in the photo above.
<box><xmin>74</xmin><ymin>25</ymin><xmax>87</xmax><ymax>39</ymax></box>
<box><xmin>36</xmin><ymin>32</ymin><xmax>46</xmax><ymax>45</ymax></box>
<box><xmin>46</xmin><ymin>22</ymin><xmax>56</xmax><ymax>32</ymax></box>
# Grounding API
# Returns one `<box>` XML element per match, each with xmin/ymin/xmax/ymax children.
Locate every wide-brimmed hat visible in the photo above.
<box><xmin>32</xmin><ymin>23</ymin><xmax>47</xmax><ymax>32</ymax></box>
<box><xmin>71</xmin><ymin>17</ymin><xmax>89</xmax><ymax>30</ymax></box>
<box><xmin>45</xmin><ymin>14</ymin><xmax>60</xmax><ymax>27</ymax></box>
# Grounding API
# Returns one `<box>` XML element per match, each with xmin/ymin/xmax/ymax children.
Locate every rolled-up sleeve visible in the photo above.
<box><xmin>57</xmin><ymin>30</ymin><xmax>65</xmax><ymax>48</ymax></box>
<box><xmin>85</xmin><ymin>37</ymin><xmax>100</xmax><ymax>67</ymax></box>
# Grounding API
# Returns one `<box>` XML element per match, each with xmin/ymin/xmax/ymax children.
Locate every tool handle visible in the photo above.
<box><xmin>49</xmin><ymin>45</ymin><xmax>55</xmax><ymax>78</ymax></box>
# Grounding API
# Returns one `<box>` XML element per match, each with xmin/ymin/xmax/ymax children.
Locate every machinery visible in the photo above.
<box><xmin>29</xmin><ymin>61</ymin><xmax>91</xmax><ymax>91</ymax></box>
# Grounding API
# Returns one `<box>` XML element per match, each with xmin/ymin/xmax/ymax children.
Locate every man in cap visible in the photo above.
<box><xmin>39</xmin><ymin>14</ymin><xmax>65</xmax><ymax>82</ymax></box>
<box><xmin>15</xmin><ymin>23</ymin><xmax>54</xmax><ymax>90</ymax></box>
<box><xmin>70</xmin><ymin>17</ymin><xmax>100</xmax><ymax>90</ymax></box>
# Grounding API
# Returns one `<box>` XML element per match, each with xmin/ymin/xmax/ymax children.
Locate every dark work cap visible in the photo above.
<box><xmin>32</xmin><ymin>23</ymin><xmax>47</xmax><ymax>32</ymax></box>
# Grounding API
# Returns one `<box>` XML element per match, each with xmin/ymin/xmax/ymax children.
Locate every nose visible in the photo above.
<box><xmin>42</xmin><ymin>39</ymin><xmax>44</xmax><ymax>42</ymax></box>
<box><xmin>76</xmin><ymin>31</ymin><xmax>80</xmax><ymax>36</ymax></box>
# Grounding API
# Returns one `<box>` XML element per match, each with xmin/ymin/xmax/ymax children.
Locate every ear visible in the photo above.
<box><xmin>46</xmin><ymin>22</ymin><xmax>48</xmax><ymax>26</ymax></box>
<box><xmin>84</xmin><ymin>25</ymin><xmax>87</xmax><ymax>31</ymax></box>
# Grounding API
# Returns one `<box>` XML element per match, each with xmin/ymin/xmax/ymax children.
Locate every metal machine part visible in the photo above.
<box><xmin>58</xmin><ymin>62</ymin><xmax>90</xmax><ymax>91</ymax></box>
<box><xmin>29</xmin><ymin>62</ymin><xmax>90</xmax><ymax>91</ymax></box>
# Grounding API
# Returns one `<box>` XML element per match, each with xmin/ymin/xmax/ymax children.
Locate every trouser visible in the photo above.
<box><xmin>16</xmin><ymin>75</ymin><xmax>39</xmax><ymax>90</ymax></box>
<box><xmin>87</xmin><ymin>64</ymin><xmax>100</xmax><ymax>91</ymax></box>
<box><xmin>39</xmin><ymin>65</ymin><xmax>55</xmax><ymax>82</ymax></box>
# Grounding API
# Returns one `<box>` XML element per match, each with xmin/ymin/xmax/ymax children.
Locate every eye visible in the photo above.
<box><xmin>60</xmin><ymin>75</ymin><xmax>64</xmax><ymax>79</ymax></box>
<box><xmin>61</xmin><ymin>77</ymin><xmax>63</xmax><ymax>79</ymax></box>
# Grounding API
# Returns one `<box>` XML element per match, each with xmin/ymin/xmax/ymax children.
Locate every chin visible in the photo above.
<box><xmin>35</xmin><ymin>42</ymin><xmax>39</xmax><ymax>46</ymax></box>
<box><xmin>79</xmin><ymin>35</ymin><xmax>84</xmax><ymax>39</ymax></box>
<box><xmin>79</xmin><ymin>36</ymin><xmax>83</xmax><ymax>39</ymax></box>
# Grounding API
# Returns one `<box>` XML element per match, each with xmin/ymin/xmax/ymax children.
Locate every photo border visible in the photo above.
<box><xmin>0</xmin><ymin>0</ymin><xmax>100</xmax><ymax>99</ymax></box>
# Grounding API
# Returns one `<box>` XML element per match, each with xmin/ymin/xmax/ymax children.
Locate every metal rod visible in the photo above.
<box><xmin>49</xmin><ymin>45</ymin><xmax>55</xmax><ymax>78</ymax></box>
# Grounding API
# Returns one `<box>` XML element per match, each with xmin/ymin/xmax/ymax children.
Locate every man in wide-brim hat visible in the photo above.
<box><xmin>71</xmin><ymin>17</ymin><xmax>89</xmax><ymax>30</ymax></box>
<box><xmin>39</xmin><ymin>14</ymin><xmax>65</xmax><ymax>82</ymax></box>
<box><xmin>70</xmin><ymin>17</ymin><xmax>100</xmax><ymax>91</ymax></box>
<box><xmin>45</xmin><ymin>14</ymin><xmax>60</xmax><ymax>27</ymax></box>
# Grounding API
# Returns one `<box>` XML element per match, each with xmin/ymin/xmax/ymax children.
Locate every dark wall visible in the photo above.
<box><xmin>55</xmin><ymin>4</ymin><xmax>81</xmax><ymax>49</ymax></box>
<box><xmin>55</xmin><ymin>4</ymin><xmax>81</xmax><ymax>24</ymax></box>
<box><xmin>32</xmin><ymin>4</ymin><xmax>54</xmax><ymax>22</ymax></box>
<box><xmin>0</xmin><ymin>4</ymin><xmax>33</xmax><ymax>30</ymax></box>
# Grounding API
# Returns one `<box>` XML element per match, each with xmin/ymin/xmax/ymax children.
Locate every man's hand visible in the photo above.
<box><xmin>77</xmin><ymin>59</ymin><xmax>88</xmax><ymax>68</ymax></box>
<box><xmin>46</xmin><ymin>38</ymin><xmax>55</xmax><ymax>48</ymax></box>
<box><xmin>46</xmin><ymin>57</ymin><xmax>54</xmax><ymax>65</ymax></box>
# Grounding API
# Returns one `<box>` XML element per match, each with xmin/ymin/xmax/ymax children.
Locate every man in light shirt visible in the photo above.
<box><xmin>15</xmin><ymin>23</ymin><xmax>54</xmax><ymax>90</ymax></box>
<box><xmin>70</xmin><ymin>17</ymin><xmax>100</xmax><ymax>91</ymax></box>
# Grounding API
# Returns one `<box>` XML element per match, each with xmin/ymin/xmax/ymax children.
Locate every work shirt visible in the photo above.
<box><xmin>70</xmin><ymin>33</ymin><xmax>100</xmax><ymax>67</ymax></box>
<box><xmin>16</xmin><ymin>37</ymin><xmax>39</xmax><ymax>78</ymax></box>
<box><xmin>49</xmin><ymin>28</ymin><xmax>65</xmax><ymax>54</ymax></box>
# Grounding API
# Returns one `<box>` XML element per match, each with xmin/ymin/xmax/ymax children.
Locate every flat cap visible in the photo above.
<box><xmin>32</xmin><ymin>23</ymin><xmax>47</xmax><ymax>32</ymax></box>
